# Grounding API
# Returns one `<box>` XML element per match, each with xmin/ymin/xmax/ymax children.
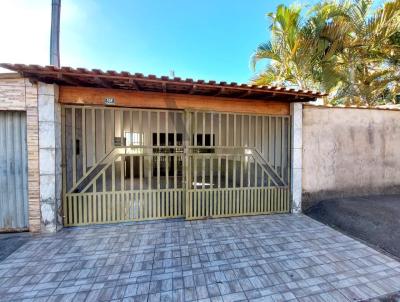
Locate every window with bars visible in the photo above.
<box><xmin>124</xmin><ymin>131</ymin><xmax>143</xmax><ymax>146</ymax></box>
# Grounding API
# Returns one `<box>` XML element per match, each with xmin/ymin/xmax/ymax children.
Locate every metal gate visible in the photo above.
<box><xmin>62</xmin><ymin>106</ymin><xmax>290</xmax><ymax>226</ymax></box>
<box><xmin>185</xmin><ymin>111</ymin><xmax>290</xmax><ymax>219</ymax></box>
<box><xmin>0</xmin><ymin>111</ymin><xmax>29</xmax><ymax>231</ymax></box>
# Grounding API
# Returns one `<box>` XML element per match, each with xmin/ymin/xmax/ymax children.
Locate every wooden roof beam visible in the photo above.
<box><xmin>128</xmin><ymin>78</ymin><xmax>139</xmax><ymax>90</ymax></box>
<box><xmin>213</xmin><ymin>87</ymin><xmax>226</xmax><ymax>96</ymax></box>
<box><xmin>255</xmin><ymin>92</ymin><xmax>281</xmax><ymax>100</ymax></box>
<box><xmin>57</xmin><ymin>73</ymin><xmax>84</xmax><ymax>86</ymax></box>
<box><xmin>236</xmin><ymin>90</ymin><xmax>253</xmax><ymax>98</ymax></box>
<box><xmin>189</xmin><ymin>85</ymin><xmax>197</xmax><ymax>95</ymax></box>
<box><xmin>93</xmin><ymin>77</ymin><xmax>113</xmax><ymax>88</ymax></box>
<box><xmin>22</xmin><ymin>74</ymin><xmax>39</xmax><ymax>85</ymax></box>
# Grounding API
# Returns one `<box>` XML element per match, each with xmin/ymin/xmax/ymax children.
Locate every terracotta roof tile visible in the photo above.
<box><xmin>0</xmin><ymin>63</ymin><xmax>327</xmax><ymax>101</ymax></box>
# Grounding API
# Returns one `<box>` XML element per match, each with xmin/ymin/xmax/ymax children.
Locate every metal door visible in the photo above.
<box><xmin>0</xmin><ymin>111</ymin><xmax>28</xmax><ymax>231</ymax></box>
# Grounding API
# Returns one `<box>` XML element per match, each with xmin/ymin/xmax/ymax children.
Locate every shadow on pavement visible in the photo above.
<box><xmin>305</xmin><ymin>194</ymin><xmax>400</xmax><ymax>259</ymax></box>
<box><xmin>306</xmin><ymin>194</ymin><xmax>400</xmax><ymax>301</ymax></box>
<box><xmin>0</xmin><ymin>232</ymin><xmax>33</xmax><ymax>262</ymax></box>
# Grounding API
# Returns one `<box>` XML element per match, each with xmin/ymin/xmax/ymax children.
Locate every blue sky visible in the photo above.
<box><xmin>1</xmin><ymin>0</ymin><xmax>319</xmax><ymax>83</ymax></box>
<box><xmin>67</xmin><ymin>0</ymin><xmax>296</xmax><ymax>83</ymax></box>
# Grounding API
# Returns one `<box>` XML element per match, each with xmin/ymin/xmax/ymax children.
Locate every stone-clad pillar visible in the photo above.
<box><xmin>38</xmin><ymin>83</ymin><xmax>62</xmax><ymax>232</ymax></box>
<box><xmin>291</xmin><ymin>102</ymin><xmax>303</xmax><ymax>213</ymax></box>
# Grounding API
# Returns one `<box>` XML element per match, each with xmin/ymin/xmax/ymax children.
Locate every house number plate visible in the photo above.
<box><xmin>104</xmin><ymin>97</ymin><xmax>115</xmax><ymax>105</ymax></box>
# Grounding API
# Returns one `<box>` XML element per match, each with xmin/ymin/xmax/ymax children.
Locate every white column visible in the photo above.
<box><xmin>291</xmin><ymin>102</ymin><xmax>303</xmax><ymax>213</ymax></box>
<box><xmin>38</xmin><ymin>83</ymin><xmax>62</xmax><ymax>232</ymax></box>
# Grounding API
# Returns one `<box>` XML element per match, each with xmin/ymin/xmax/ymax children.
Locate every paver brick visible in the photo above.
<box><xmin>0</xmin><ymin>215</ymin><xmax>400</xmax><ymax>301</ymax></box>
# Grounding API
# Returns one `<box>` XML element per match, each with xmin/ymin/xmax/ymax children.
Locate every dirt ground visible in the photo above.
<box><xmin>305</xmin><ymin>194</ymin><xmax>400</xmax><ymax>259</ymax></box>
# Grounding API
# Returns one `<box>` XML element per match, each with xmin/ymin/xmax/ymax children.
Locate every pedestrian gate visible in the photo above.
<box><xmin>62</xmin><ymin>106</ymin><xmax>291</xmax><ymax>226</ymax></box>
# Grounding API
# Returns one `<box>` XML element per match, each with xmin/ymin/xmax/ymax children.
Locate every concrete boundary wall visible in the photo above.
<box><xmin>302</xmin><ymin>105</ymin><xmax>400</xmax><ymax>208</ymax></box>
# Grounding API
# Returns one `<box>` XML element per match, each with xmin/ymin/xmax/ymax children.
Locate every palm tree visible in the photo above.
<box><xmin>326</xmin><ymin>0</ymin><xmax>400</xmax><ymax>105</ymax></box>
<box><xmin>251</xmin><ymin>4</ymin><xmax>313</xmax><ymax>90</ymax></box>
<box><xmin>252</xmin><ymin>0</ymin><xmax>400</xmax><ymax>106</ymax></box>
<box><xmin>251</xmin><ymin>3</ymin><xmax>346</xmax><ymax>91</ymax></box>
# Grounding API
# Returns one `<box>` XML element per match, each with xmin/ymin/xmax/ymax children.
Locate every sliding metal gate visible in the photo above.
<box><xmin>62</xmin><ymin>106</ymin><xmax>290</xmax><ymax>226</ymax></box>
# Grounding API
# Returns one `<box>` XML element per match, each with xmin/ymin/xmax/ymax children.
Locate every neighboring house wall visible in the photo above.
<box><xmin>0</xmin><ymin>76</ymin><xmax>41</xmax><ymax>232</ymax></box>
<box><xmin>0</xmin><ymin>76</ymin><xmax>61</xmax><ymax>232</ymax></box>
<box><xmin>302</xmin><ymin>105</ymin><xmax>400</xmax><ymax>208</ymax></box>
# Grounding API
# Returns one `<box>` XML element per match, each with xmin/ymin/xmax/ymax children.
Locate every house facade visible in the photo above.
<box><xmin>0</xmin><ymin>64</ymin><xmax>321</xmax><ymax>232</ymax></box>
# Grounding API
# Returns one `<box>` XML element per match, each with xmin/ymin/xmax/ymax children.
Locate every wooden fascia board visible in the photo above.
<box><xmin>59</xmin><ymin>86</ymin><xmax>291</xmax><ymax>115</ymax></box>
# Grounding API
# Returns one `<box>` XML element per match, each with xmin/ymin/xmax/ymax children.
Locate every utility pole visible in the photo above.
<box><xmin>50</xmin><ymin>0</ymin><xmax>61</xmax><ymax>67</ymax></box>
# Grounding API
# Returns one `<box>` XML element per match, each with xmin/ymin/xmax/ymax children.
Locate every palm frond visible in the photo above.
<box><xmin>250</xmin><ymin>42</ymin><xmax>281</xmax><ymax>70</ymax></box>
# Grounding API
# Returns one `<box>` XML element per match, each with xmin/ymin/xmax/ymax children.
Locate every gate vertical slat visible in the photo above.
<box><xmin>130</xmin><ymin>155</ymin><xmax>134</xmax><ymax>190</ymax></box>
<box><xmin>92</xmin><ymin>109</ymin><xmax>96</xmax><ymax>166</ymax></box>
<box><xmin>82</xmin><ymin>195</ymin><xmax>86</xmax><ymax>224</ymax></box>
<box><xmin>87</xmin><ymin>194</ymin><xmax>91</xmax><ymax>223</ymax></box>
<box><xmin>173</xmin><ymin>113</ymin><xmax>177</xmax><ymax>190</ymax></box>
<box><xmin>139</xmin><ymin>154</ymin><xmax>143</xmax><ymax>219</ymax></box>
<box><xmin>103</xmin><ymin>193</ymin><xmax>107</xmax><ymax>222</ymax></box>
<box><xmin>9</xmin><ymin>114</ymin><xmax>16</xmax><ymax>227</ymax></box>
<box><xmin>72</xmin><ymin>108</ymin><xmax>76</xmax><ymax>186</ymax></box>
<box><xmin>61</xmin><ymin>108</ymin><xmax>67</xmax><ymax>225</ymax></box>
<box><xmin>2</xmin><ymin>114</ymin><xmax>8</xmax><ymax>226</ymax></box>
<box><xmin>202</xmin><ymin>112</ymin><xmax>205</xmax><ymax>149</ymax></box>
<box><xmin>166</xmin><ymin>116</ymin><xmax>169</xmax><ymax>190</ymax></box>
<box><xmin>115</xmin><ymin>190</ymin><xmax>119</xmax><ymax>222</ymax></box>
<box><xmin>73</xmin><ymin>195</ymin><xmax>77</xmax><ymax>224</ymax></box>
<box><xmin>99</xmin><ymin>193</ymin><xmax>103</xmax><ymax>223</ymax></box>
<box><xmin>122</xmin><ymin>192</ymin><xmax>126</xmax><ymax>220</ymax></box>
<box><xmin>281</xmin><ymin>117</ymin><xmax>284</xmax><ymax>178</ymax></box>
<box><xmin>82</xmin><ymin>108</ymin><xmax>86</xmax><ymax>176</ymax></box>
<box><xmin>12</xmin><ymin>114</ymin><xmax>20</xmax><ymax>227</ymax></box>
<box><xmin>102</xmin><ymin>109</ymin><xmax>106</xmax><ymax>155</ymax></box>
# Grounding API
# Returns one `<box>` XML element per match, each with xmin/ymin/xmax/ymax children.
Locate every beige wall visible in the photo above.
<box><xmin>0</xmin><ymin>75</ymin><xmax>41</xmax><ymax>231</ymax></box>
<box><xmin>302</xmin><ymin>105</ymin><xmax>400</xmax><ymax>207</ymax></box>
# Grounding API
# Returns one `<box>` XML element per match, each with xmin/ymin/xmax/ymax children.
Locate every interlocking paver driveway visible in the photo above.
<box><xmin>1</xmin><ymin>214</ymin><xmax>400</xmax><ymax>302</ymax></box>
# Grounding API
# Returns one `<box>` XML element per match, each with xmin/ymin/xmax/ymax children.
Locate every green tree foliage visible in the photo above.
<box><xmin>251</xmin><ymin>0</ymin><xmax>400</xmax><ymax>106</ymax></box>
